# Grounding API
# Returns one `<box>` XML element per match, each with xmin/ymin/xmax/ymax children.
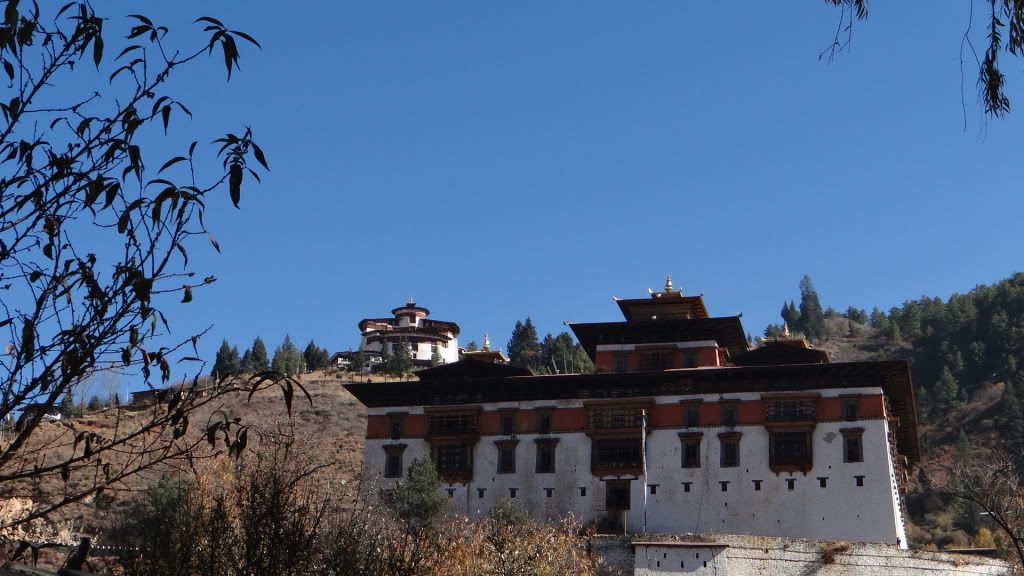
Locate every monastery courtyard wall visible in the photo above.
<box><xmin>593</xmin><ymin>535</ymin><xmax>1009</xmax><ymax>576</ymax></box>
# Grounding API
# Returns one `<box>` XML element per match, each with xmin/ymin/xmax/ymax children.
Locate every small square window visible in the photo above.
<box><xmin>855</xmin><ymin>475</ymin><xmax>865</xmax><ymax>487</ymax></box>
<box><xmin>721</xmin><ymin>405</ymin><xmax>738</xmax><ymax>427</ymax></box>
<box><xmin>649</xmin><ymin>484</ymin><xmax>658</xmax><ymax>495</ymax></box>
<box><xmin>614</xmin><ymin>354</ymin><xmax>629</xmax><ymax>373</ymax></box>
<box><xmin>684</xmin><ymin>405</ymin><xmax>701</xmax><ymax>428</ymax></box>
<box><xmin>579</xmin><ymin>487</ymin><xmax>587</xmax><ymax>497</ymax></box>
<box><xmin>818</xmin><ymin>477</ymin><xmax>828</xmax><ymax>488</ymax></box>
<box><xmin>843</xmin><ymin>400</ymin><xmax>860</xmax><ymax>421</ymax></box>
<box><xmin>538</xmin><ymin>412</ymin><xmax>552</xmax><ymax>435</ymax></box>
<box><xmin>545</xmin><ymin>488</ymin><xmax>554</xmax><ymax>498</ymax></box>
<box><xmin>720</xmin><ymin>481</ymin><xmax>729</xmax><ymax>492</ymax></box>
<box><xmin>752</xmin><ymin>479</ymin><xmax>762</xmax><ymax>491</ymax></box>
<box><xmin>682</xmin><ymin>482</ymin><xmax>692</xmax><ymax>493</ymax></box>
<box><xmin>786</xmin><ymin>478</ymin><xmax>796</xmax><ymax>491</ymax></box>
<box><xmin>389</xmin><ymin>414</ymin><xmax>406</xmax><ymax>440</ymax></box>
<box><xmin>478</xmin><ymin>488</ymin><xmax>486</xmax><ymax>499</ymax></box>
<box><xmin>500</xmin><ymin>413</ymin><xmax>517</xmax><ymax>435</ymax></box>
<box><xmin>684</xmin><ymin>355</ymin><xmax>698</xmax><ymax>368</ymax></box>
<box><xmin>509</xmin><ymin>488</ymin><xmax>518</xmax><ymax>498</ymax></box>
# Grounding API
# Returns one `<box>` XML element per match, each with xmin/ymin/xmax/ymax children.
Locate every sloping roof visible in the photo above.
<box><xmin>734</xmin><ymin>340</ymin><xmax>829</xmax><ymax>366</ymax></box>
<box><xmin>615</xmin><ymin>292</ymin><xmax>710</xmax><ymax>321</ymax></box>
<box><xmin>417</xmin><ymin>358</ymin><xmax>533</xmax><ymax>380</ymax></box>
<box><xmin>570</xmin><ymin>317</ymin><xmax>749</xmax><ymax>359</ymax></box>
<box><xmin>344</xmin><ymin>360</ymin><xmax>920</xmax><ymax>463</ymax></box>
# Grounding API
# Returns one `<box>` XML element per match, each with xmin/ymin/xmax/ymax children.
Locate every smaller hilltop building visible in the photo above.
<box><xmin>357</xmin><ymin>299</ymin><xmax>460</xmax><ymax>368</ymax></box>
<box><xmin>346</xmin><ymin>278</ymin><xmax>920</xmax><ymax>548</ymax></box>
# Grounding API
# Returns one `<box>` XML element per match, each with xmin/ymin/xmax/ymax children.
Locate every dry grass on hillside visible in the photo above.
<box><xmin>0</xmin><ymin>372</ymin><xmax>368</xmax><ymax>544</ymax></box>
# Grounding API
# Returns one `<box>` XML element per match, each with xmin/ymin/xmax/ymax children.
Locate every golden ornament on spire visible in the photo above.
<box><xmin>483</xmin><ymin>333</ymin><xmax>491</xmax><ymax>351</ymax></box>
<box><xmin>665</xmin><ymin>274</ymin><xmax>674</xmax><ymax>293</ymax></box>
<box><xmin>782</xmin><ymin>322</ymin><xmax>791</xmax><ymax>338</ymax></box>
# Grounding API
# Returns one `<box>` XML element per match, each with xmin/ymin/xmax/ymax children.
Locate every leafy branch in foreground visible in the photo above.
<box><xmin>0</xmin><ymin>1</ymin><xmax>295</xmax><ymax>531</ymax></box>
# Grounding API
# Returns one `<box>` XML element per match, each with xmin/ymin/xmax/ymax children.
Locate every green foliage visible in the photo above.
<box><xmin>271</xmin><ymin>335</ymin><xmax>305</xmax><ymax>376</ymax></box>
<box><xmin>869</xmin><ymin>307</ymin><xmax>889</xmax><ymax>329</ymax></box>
<box><xmin>846</xmin><ymin>307</ymin><xmax>869</xmax><ymax>325</ymax></box>
<box><xmin>430</xmin><ymin>347</ymin><xmax>444</xmax><ymax>367</ymax></box>
<box><xmin>507</xmin><ymin>318</ymin><xmax>542</xmax><ymax>370</ymax></box>
<box><xmin>781</xmin><ymin>301</ymin><xmax>800</xmax><ymax>328</ymax></box>
<box><xmin>464</xmin><ymin>341</ymin><xmax>479</xmax><ymax>352</ymax></box>
<box><xmin>384</xmin><ymin>338</ymin><xmax>414</xmax><ymax>376</ymax></box>
<box><xmin>797</xmin><ymin>275</ymin><xmax>825</xmax><ymax>341</ymax></box>
<box><xmin>212</xmin><ymin>340</ymin><xmax>242</xmax><ymax>377</ymax></box>
<box><xmin>932</xmin><ymin>366</ymin><xmax>962</xmax><ymax>415</ymax></box>
<box><xmin>243</xmin><ymin>336</ymin><xmax>270</xmax><ymax>373</ymax></box>
<box><xmin>382</xmin><ymin>457</ymin><xmax>447</xmax><ymax>533</ymax></box>
<box><xmin>58</xmin><ymin>394</ymin><xmax>83</xmax><ymax>418</ymax></box>
<box><xmin>539</xmin><ymin>332</ymin><xmax>593</xmax><ymax>374</ymax></box>
<box><xmin>303</xmin><ymin>340</ymin><xmax>331</xmax><ymax>371</ymax></box>
<box><xmin>764</xmin><ymin>324</ymin><xmax>784</xmax><ymax>338</ymax></box>
<box><xmin>488</xmin><ymin>498</ymin><xmax>530</xmax><ymax>527</ymax></box>
<box><xmin>87</xmin><ymin>395</ymin><xmax>103</xmax><ymax>412</ymax></box>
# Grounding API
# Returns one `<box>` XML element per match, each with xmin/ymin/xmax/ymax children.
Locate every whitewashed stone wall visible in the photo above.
<box><xmin>364</xmin><ymin>387</ymin><xmax>908</xmax><ymax>545</ymax></box>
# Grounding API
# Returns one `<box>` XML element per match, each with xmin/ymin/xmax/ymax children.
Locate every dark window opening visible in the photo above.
<box><xmin>536</xmin><ymin>440</ymin><xmax>557</xmax><ymax>473</ymax></box>
<box><xmin>684</xmin><ymin>405</ymin><xmax>701</xmax><ymax>428</ymax></box>
<box><xmin>818</xmin><ymin>477</ymin><xmax>828</xmax><ymax>488</ymax></box>
<box><xmin>682</xmin><ymin>482</ymin><xmax>692</xmax><ymax>492</ymax></box>
<box><xmin>389</xmin><ymin>414</ymin><xmax>406</xmax><ymax>440</ymax></box>
<box><xmin>843</xmin><ymin>400</ymin><xmax>860</xmax><ymax>421</ymax></box>
<box><xmin>509</xmin><ymin>488</ymin><xmax>517</xmax><ymax>498</ymax></box>
<box><xmin>720</xmin><ymin>481</ymin><xmax>729</xmax><ymax>492</ymax></box>
<box><xmin>614</xmin><ymin>354</ymin><xmax>629</xmax><ymax>373</ymax></box>
<box><xmin>649</xmin><ymin>484</ymin><xmax>658</xmax><ymax>495</ymax></box>
<box><xmin>591</xmin><ymin>407</ymin><xmax>644</xmax><ymax>430</ymax></box>
<box><xmin>446</xmin><ymin>488</ymin><xmax>455</xmax><ymax>498</ymax></box>
<box><xmin>842</xmin><ymin>430</ymin><xmax>864</xmax><ymax>463</ymax></box>
<box><xmin>538</xmin><ymin>412</ymin><xmax>552</xmax><ymax>435</ymax></box>
<box><xmin>500</xmin><ymin>413</ymin><xmax>517</xmax><ymax>435</ymax></box>
<box><xmin>680</xmin><ymin>433</ymin><xmax>702</xmax><ymax>468</ymax></box>
<box><xmin>592</xmin><ymin>438</ymin><xmax>643</xmax><ymax>472</ymax></box>
<box><xmin>719</xmin><ymin>434</ymin><xmax>740</xmax><ymax>468</ymax></box>
<box><xmin>684</xmin><ymin>355</ymin><xmax>698</xmax><ymax>368</ymax></box>
<box><xmin>383</xmin><ymin>444</ymin><xmax>406</xmax><ymax>478</ymax></box>
<box><xmin>432</xmin><ymin>443</ymin><xmax>472</xmax><ymax>479</ymax></box>
<box><xmin>769</xmin><ymin>431</ymin><xmax>812</xmax><ymax>470</ymax></box>
<box><xmin>855</xmin><ymin>475</ymin><xmax>865</xmax><ymax>487</ymax></box>
<box><xmin>766</xmin><ymin>399</ymin><xmax>816</xmax><ymax>422</ymax></box>
<box><xmin>478</xmin><ymin>488</ymin><xmax>486</xmax><ymax>499</ymax></box>
<box><xmin>753</xmin><ymin>479</ymin><xmax>762</xmax><ymax>491</ymax></box>
<box><xmin>640</xmin><ymin>351</ymin><xmax>673</xmax><ymax>370</ymax></box>
<box><xmin>786</xmin><ymin>478</ymin><xmax>796</xmax><ymax>491</ymax></box>
<box><xmin>428</xmin><ymin>412</ymin><xmax>477</xmax><ymax>435</ymax></box>
<box><xmin>721</xmin><ymin>405</ymin><xmax>738</xmax><ymax>427</ymax></box>
<box><xmin>497</xmin><ymin>442</ymin><xmax>516</xmax><ymax>474</ymax></box>
<box><xmin>579</xmin><ymin>487</ymin><xmax>587</xmax><ymax>497</ymax></box>
<box><xmin>545</xmin><ymin>488</ymin><xmax>553</xmax><ymax>498</ymax></box>
<box><xmin>606</xmin><ymin>480</ymin><xmax>631</xmax><ymax>510</ymax></box>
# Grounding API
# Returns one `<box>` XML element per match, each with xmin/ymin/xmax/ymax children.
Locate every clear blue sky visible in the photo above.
<box><xmin>94</xmin><ymin>2</ymin><xmax>1022</xmax><ymax>385</ymax></box>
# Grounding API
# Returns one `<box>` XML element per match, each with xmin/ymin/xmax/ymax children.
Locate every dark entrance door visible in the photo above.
<box><xmin>605</xmin><ymin>480</ymin><xmax>631</xmax><ymax>533</ymax></box>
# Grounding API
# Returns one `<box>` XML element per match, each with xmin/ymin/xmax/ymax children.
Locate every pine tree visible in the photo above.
<box><xmin>885</xmin><ymin>321</ymin><xmax>902</xmax><ymax>343</ymax></box>
<box><xmin>240</xmin><ymin>348</ymin><xmax>252</xmax><ymax>373</ymax></box>
<box><xmin>430</xmin><ymin>347</ymin><xmax>444</xmax><ymax>367</ymax></box>
<box><xmin>87</xmin><ymin>395</ymin><xmax>103</xmax><ymax>412</ymax></box>
<box><xmin>869</xmin><ymin>307</ymin><xmax>889</xmax><ymax>330</ymax></box>
<box><xmin>303</xmin><ymin>340</ymin><xmax>331</xmax><ymax>371</ymax></box>
<box><xmin>385</xmin><ymin>338</ymin><xmax>414</xmax><ymax>376</ymax></box>
<box><xmin>781</xmin><ymin>301</ymin><xmax>801</xmax><ymax>329</ymax></box>
<box><xmin>464</xmin><ymin>341</ymin><xmax>479</xmax><ymax>352</ymax></box>
<box><xmin>246</xmin><ymin>336</ymin><xmax>270</xmax><ymax>373</ymax></box>
<box><xmin>212</xmin><ymin>339</ymin><xmax>241</xmax><ymax>377</ymax></box>
<box><xmin>933</xmin><ymin>365</ymin><xmax>961</xmax><ymax>413</ymax></box>
<box><xmin>798</xmin><ymin>275</ymin><xmax>825</xmax><ymax>341</ymax></box>
<box><xmin>271</xmin><ymin>335</ymin><xmax>304</xmax><ymax>376</ymax></box>
<box><xmin>507</xmin><ymin>318</ymin><xmax>541</xmax><ymax>370</ymax></box>
<box><xmin>764</xmin><ymin>324</ymin><xmax>784</xmax><ymax>338</ymax></box>
<box><xmin>382</xmin><ymin>457</ymin><xmax>448</xmax><ymax>533</ymax></box>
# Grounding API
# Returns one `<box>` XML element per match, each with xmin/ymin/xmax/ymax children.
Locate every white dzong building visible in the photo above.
<box><xmin>357</xmin><ymin>299</ymin><xmax>460</xmax><ymax>368</ymax></box>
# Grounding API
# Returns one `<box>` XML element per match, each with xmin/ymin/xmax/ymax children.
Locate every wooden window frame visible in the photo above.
<box><xmin>499</xmin><ymin>409</ymin><xmax>518</xmax><ymax>436</ymax></box>
<box><xmin>679</xmin><ymin>432</ymin><xmax>702</xmax><ymax>469</ymax></box>
<box><xmin>388</xmin><ymin>412</ymin><xmax>407</xmax><ymax>440</ymax></box>
<box><xmin>841</xmin><ymin>427</ymin><xmax>865</xmax><ymax>463</ymax></box>
<box><xmin>681</xmin><ymin>401</ymin><xmax>702</xmax><ymax>428</ymax></box>
<box><xmin>718</xmin><ymin>432</ymin><xmax>741</xmax><ymax>468</ymax></box>
<box><xmin>720</xmin><ymin>403</ymin><xmax>738</xmax><ymax>427</ymax></box>
<box><xmin>383</xmin><ymin>444</ymin><xmax>407</xmax><ymax>479</ymax></box>
<box><xmin>496</xmin><ymin>439</ymin><xmax>518</xmax><ymax>474</ymax></box>
<box><xmin>535</xmin><ymin>438</ymin><xmax>559</xmax><ymax>474</ymax></box>
<box><xmin>768</xmin><ymin>427</ymin><xmax>814</xmax><ymax>474</ymax></box>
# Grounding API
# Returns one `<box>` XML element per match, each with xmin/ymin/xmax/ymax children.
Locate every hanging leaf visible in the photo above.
<box><xmin>181</xmin><ymin>284</ymin><xmax>192</xmax><ymax>303</ymax></box>
<box><xmin>20</xmin><ymin>319</ymin><xmax>34</xmax><ymax>361</ymax></box>
<box><xmin>228</xmin><ymin>163</ymin><xmax>241</xmax><ymax>208</ymax></box>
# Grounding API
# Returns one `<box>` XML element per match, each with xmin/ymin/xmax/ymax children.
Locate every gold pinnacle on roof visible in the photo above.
<box><xmin>665</xmin><ymin>274</ymin><xmax>673</xmax><ymax>293</ymax></box>
<box><xmin>783</xmin><ymin>322</ymin><xmax>791</xmax><ymax>338</ymax></box>
<box><xmin>483</xmin><ymin>333</ymin><xmax>491</xmax><ymax>351</ymax></box>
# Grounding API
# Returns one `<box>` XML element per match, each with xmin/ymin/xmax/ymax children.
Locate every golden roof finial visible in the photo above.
<box><xmin>665</xmin><ymin>274</ymin><xmax>674</xmax><ymax>293</ymax></box>
<box><xmin>782</xmin><ymin>322</ymin><xmax>791</xmax><ymax>338</ymax></box>
<box><xmin>483</xmin><ymin>333</ymin><xmax>491</xmax><ymax>351</ymax></box>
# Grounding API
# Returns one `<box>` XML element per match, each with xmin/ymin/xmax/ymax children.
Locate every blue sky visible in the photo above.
<box><xmin>82</xmin><ymin>2</ymin><xmax>1022</xmax><ymax>386</ymax></box>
